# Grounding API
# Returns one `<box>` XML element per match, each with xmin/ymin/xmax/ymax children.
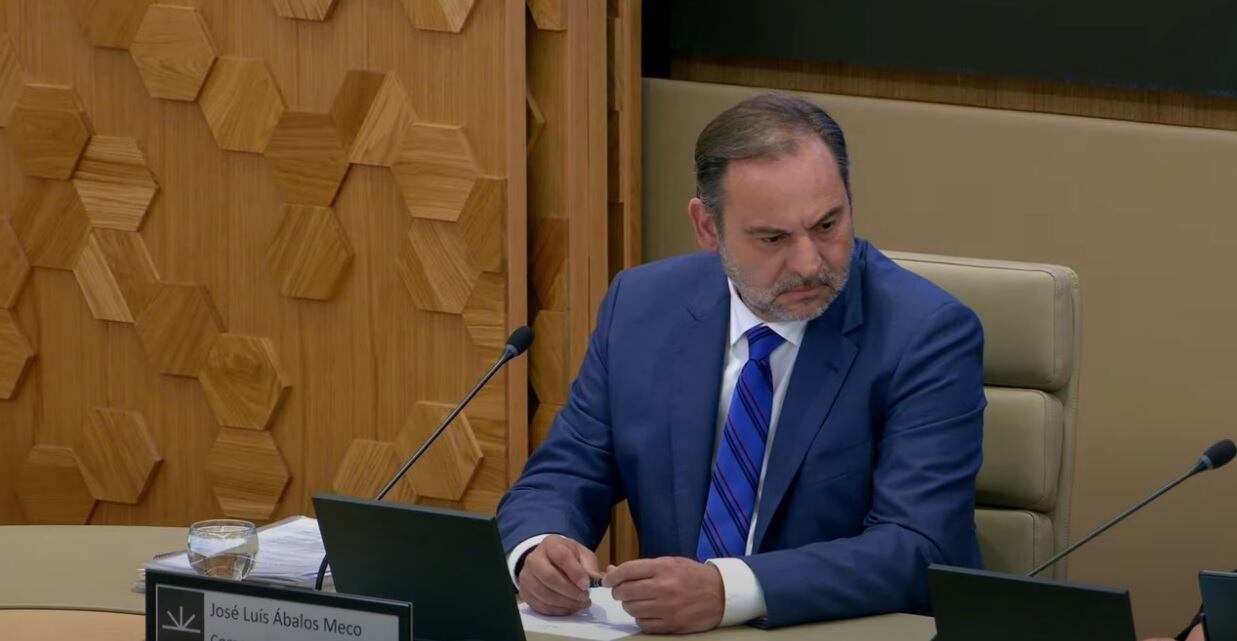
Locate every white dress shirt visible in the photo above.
<box><xmin>508</xmin><ymin>279</ymin><xmax>806</xmax><ymax>627</ymax></box>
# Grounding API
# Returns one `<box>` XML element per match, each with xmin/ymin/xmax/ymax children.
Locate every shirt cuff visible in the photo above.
<box><xmin>706</xmin><ymin>557</ymin><xmax>768</xmax><ymax>626</ymax></box>
<box><xmin>507</xmin><ymin>534</ymin><xmax>557</xmax><ymax>586</ymax></box>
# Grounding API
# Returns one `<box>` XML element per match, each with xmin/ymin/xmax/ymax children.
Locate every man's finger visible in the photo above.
<box><xmin>610</xmin><ymin>577</ymin><xmax>658</xmax><ymax>603</ymax></box>
<box><xmin>619</xmin><ymin>596</ymin><xmax>662</xmax><ymax>620</ymax></box>
<box><xmin>529</xmin><ymin>562</ymin><xmax>589</xmax><ymax>604</ymax></box>
<box><xmin>602</xmin><ymin>559</ymin><xmax>659</xmax><ymax>587</ymax></box>
<box><xmin>576</xmin><ymin>546</ymin><xmax>601</xmax><ymax>578</ymax></box>
<box><xmin>523</xmin><ymin>577</ymin><xmax>589</xmax><ymax>611</ymax></box>
<box><xmin>635</xmin><ymin>618</ymin><xmax>670</xmax><ymax>634</ymax></box>
<box><xmin>545</xmin><ymin>539</ymin><xmax>591</xmax><ymax>590</ymax></box>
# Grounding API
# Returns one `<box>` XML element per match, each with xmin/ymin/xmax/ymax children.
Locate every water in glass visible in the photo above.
<box><xmin>187</xmin><ymin>519</ymin><xmax>258</xmax><ymax>580</ymax></box>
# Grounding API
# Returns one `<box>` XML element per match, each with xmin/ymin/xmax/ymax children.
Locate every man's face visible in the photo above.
<box><xmin>689</xmin><ymin>134</ymin><xmax>855</xmax><ymax>322</ymax></box>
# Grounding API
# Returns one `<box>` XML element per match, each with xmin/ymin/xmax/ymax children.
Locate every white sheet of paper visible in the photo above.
<box><xmin>519</xmin><ymin>587</ymin><xmax>640</xmax><ymax>641</ymax></box>
<box><xmin>142</xmin><ymin>515</ymin><xmax>332</xmax><ymax>588</ymax></box>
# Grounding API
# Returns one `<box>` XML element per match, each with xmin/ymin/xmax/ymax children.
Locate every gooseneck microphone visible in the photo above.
<box><xmin>313</xmin><ymin>326</ymin><xmax>535</xmax><ymax>590</ymax></box>
<box><xmin>1027</xmin><ymin>439</ymin><xmax>1236</xmax><ymax>577</ymax></box>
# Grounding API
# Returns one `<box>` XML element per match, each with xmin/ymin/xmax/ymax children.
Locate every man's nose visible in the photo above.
<box><xmin>787</xmin><ymin>235</ymin><xmax>823</xmax><ymax>276</ymax></box>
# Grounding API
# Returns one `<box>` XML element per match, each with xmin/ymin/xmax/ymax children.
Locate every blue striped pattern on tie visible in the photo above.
<box><xmin>697</xmin><ymin>324</ymin><xmax>785</xmax><ymax>561</ymax></box>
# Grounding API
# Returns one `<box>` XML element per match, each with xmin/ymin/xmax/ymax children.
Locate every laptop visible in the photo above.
<box><xmin>1200</xmin><ymin>570</ymin><xmax>1237</xmax><ymax>641</ymax></box>
<box><xmin>313</xmin><ymin>493</ymin><xmax>526</xmax><ymax>641</ymax></box>
<box><xmin>929</xmin><ymin>565</ymin><xmax>1137</xmax><ymax>641</ymax></box>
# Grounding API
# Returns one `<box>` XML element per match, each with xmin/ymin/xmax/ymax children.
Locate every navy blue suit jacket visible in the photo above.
<box><xmin>497</xmin><ymin>239</ymin><xmax>986</xmax><ymax>627</ymax></box>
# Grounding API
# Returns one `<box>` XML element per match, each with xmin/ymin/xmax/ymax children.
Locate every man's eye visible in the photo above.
<box><xmin>816</xmin><ymin>221</ymin><xmax>834</xmax><ymax>232</ymax></box>
<box><xmin>760</xmin><ymin>235</ymin><xmax>784</xmax><ymax>244</ymax></box>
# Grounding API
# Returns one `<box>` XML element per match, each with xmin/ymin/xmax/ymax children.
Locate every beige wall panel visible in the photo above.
<box><xmin>0</xmin><ymin>0</ymin><xmax>526</xmax><ymax>529</ymax></box>
<box><xmin>643</xmin><ymin>78</ymin><xmax>1237</xmax><ymax>637</ymax></box>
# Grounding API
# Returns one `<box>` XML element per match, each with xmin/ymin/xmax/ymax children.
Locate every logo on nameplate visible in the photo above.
<box><xmin>156</xmin><ymin>585</ymin><xmax>205</xmax><ymax>641</ymax></box>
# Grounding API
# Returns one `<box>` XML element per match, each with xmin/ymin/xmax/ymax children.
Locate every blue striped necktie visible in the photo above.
<box><xmin>697</xmin><ymin>324</ymin><xmax>785</xmax><ymax>561</ymax></box>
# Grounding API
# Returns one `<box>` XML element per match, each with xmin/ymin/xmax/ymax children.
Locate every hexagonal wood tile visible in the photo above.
<box><xmin>401</xmin><ymin>0</ymin><xmax>477</xmax><ymax>33</ymax></box>
<box><xmin>72</xmin><ymin>230</ymin><xmax>161</xmax><ymax>323</ymax></box>
<box><xmin>271</xmin><ymin>0</ymin><xmax>339</xmax><ymax>21</ymax></box>
<box><xmin>17</xmin><ymin>445</ymin><xmax>96</xmax><ymax>524</ymax></box>
<box><xmin>395</xmin><ymin>401</ymin><xmax>483</xmax><ymax>500</ymax></box>
<box><xmin>265</xmin><ymin>204</ymin><xmax>353</xmax><ymax>300</ymax></box>
<box><xmin>530</xmin><ymin>309</ymin><xmax>567</xmax><ymax>405</ymax></box>
<box><xmin>330</xmin><ymin>70</ymin><xmax>415</xmax><ymax>167</ymax></box>
<box><xmin>458</xmin><ymin>176</ymin><xmax>505</xmax><ymax>274</ymax></box>
<box><xmin>390</xmin><ymin>123</ymin><xmax>479</xmax><ymax>222</ymax></box>
<box><xmin>0</xmin><ymin>218</ymin><xmax>31</xmax><ymax>309</ymax></box>
<box><xmin>77</xmin><ymin>407</ymin><xmax>162</xmax><ymax>504</ymax></box>
<box><xmin>205</xmin><ymin>428</ymin><xmax>290</xmax><ymax>520</ymax></box>
<box><xmin>71</xmin><ymin>136</ymin><xmax>159</xmax><ymax>231</ymax></box>
<box><xmin>332</xmin><ymin>439</ymin><xmax>417</xmax><ymax>503</ymax></box>
<box><xmin>198</xmin><ymin>57</ymin><xmax>287</xmax><ymax>153</ymax></box>
<box><xmin>0</xmin><ymin>33</ymin><xmax>27</xmax><ymax>127</ymax></box>
<box><xmin>129</xmin><ymin>5</ymin><xmax>217</xmax><ymax>101</ymax></box>
<box><xmin>529</xmin><ymin>215</ymin><xmax>567</xmax><ymax>311</ymax></box>
<box><xmin>199</xmin><ymin>334</ymin><xmax>290</xmax><ymax>430</ymax></box>
<box><xmin>527</xmin><ymin>0</ymin><xmax>566</xmax><ymax>30</ymax></box>
<box><xmin>396</xmin><ymin>219</ymin><xmax>481</xmax><ymax>314</ymax></box>
<box><xmin>11</xmin><ymin>178</ymin><xmax>92</xmax><ymax>270</ymax></box>
<box><xmin>65</xmin><ymin>0</ymin><xmax>154</xmax><ymax>49</ymax></box>
<box><xmin>526</xmin><ymin>91</ymin><xmax>546</xmax><ymax>155</ymax></box>
<box><xmin>264</xmin><ymin>112</ymin><xmax>352</xmax><ymax>206</ymax></box>
<box><xmin>7</xmin><ymin>85</ymin><xmax>93</xmax><ymax>179</ymax></box>
<box><xmin>462</xmin><ymin>272</ymin><xmax>505</xmax><ymax>356</ymax></box>
<box><xmin>134</xmin><ymin>282</ymin><xmax>225</xmax><ymax>377</ymax></box>
<box><xmin>0</xmin><ymin>309</ymin><xmax>34</xmax><ymax>399</ymax></box>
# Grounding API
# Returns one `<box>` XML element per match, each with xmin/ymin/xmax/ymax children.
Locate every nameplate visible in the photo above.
<box><xmin>145</xmin><ymin>569</ymin><xmax>412</xmax><ymax>641</ymax></box>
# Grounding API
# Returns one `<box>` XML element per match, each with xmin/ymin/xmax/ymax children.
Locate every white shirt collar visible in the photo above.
<box><xmin>727</xmin><ymin>279</ymin><xmax>808</xmax><ymax>349</ymax></box>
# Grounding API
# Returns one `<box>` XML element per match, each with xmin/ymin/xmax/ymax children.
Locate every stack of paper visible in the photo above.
<box><xmin>519</xmin><ymin>587</ymin><xmax>640</xmax><ymax>641</ymax></box>
<box><xmin>136</xmin><ymin>515</ymin><xmax>333</xmax><ymax>592</ymax></box>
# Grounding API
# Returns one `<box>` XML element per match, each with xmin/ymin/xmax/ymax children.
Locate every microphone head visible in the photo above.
<box><xmin>504</xmin><ymin>326</ymin><xmax>535</xmax><ymax>358</ymax></box>
<box><xmin>1201</xmin><ymin>439</ymin><xmax>1237</xmax><ymax>471</ymax></box>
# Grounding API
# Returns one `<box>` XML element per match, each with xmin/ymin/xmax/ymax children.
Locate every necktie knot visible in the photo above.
<box><xmin>745</xmin><ymin>325</ymin><xmax>784</xmax><ymax>361</ymax></box>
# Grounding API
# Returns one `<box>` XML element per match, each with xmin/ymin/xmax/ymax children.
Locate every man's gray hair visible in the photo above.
<box><xmin>694</xmin><ymin>92</ymin><xmax>852</xmax><ymax>232</ymax></box>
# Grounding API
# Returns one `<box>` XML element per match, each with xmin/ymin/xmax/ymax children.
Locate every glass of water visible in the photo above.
<box><xmin>187</xmin><ymin>519</ymin><xmax>258</xmax><ymax>580</ymax></box>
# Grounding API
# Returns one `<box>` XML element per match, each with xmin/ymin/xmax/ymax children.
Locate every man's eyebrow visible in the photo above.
<box><xmin>744</xmin><ymin>206</ymin><xmax>845</xmax><ymax>235</ymax></box>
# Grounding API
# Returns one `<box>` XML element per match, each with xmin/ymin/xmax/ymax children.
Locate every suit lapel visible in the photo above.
<box><xmin>668</xmin><ymin>268</ymin><xmax>729</xmax><ymax>557</ymax></box>
<box><xmin>752</xmin><ymin>240</ymin><xmax>868</xmax><ymax>551</ymax></box>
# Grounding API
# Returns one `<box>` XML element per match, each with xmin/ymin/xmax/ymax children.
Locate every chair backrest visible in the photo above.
<box><xmin>887</xmin><ymin>251</ymin><xmax>1082</xmax><ymax>579</ymax></box>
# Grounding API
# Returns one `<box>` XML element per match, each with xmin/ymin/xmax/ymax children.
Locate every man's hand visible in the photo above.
<box><xmin>603</xmin><ymin>557</ymin><xmax>725</xmax><ymax>634</ymax></box>
<box><xmin>1144</xmin><ymin>622</ymin><xmax>1204</xmax><ymax>641</ymax></box>
<box><xmin>518</xmin><ymin>536</ymin><xmax>600</xmax><ymax>616</ymax></box>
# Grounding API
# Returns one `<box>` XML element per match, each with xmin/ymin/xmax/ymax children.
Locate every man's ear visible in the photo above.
<box><xmin>688</xmin><ymin>198</ymin><xmax>721</xmax><ymax>252</ymax></box>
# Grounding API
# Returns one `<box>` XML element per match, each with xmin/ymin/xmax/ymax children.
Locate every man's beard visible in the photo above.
<box><xmin>718</xmin><ymin>241</ymin><xmax>851</xmax><ymax>323</ymax></box>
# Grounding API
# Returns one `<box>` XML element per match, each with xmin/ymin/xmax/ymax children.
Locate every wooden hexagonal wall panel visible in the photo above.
<box><xmin>129</xmin><ymin>5</ymin><xmax>218</xmax><ymax>101</ymax></box>
<box><xmin>17</xmin><ymin>445</ymin><xmax>96</xmax><ymax>524</ymax></box>
<box><xmin>134</xmin><ymin>283</ymin><xmax>225</xmax><ymax>377</ymax></box>
<box><xmin>525</xmin><ymin>91</ymin><xmax>546</xmax><ymax>155</ymax></box>
<box><xmin>330</xmin><ymin>70</ymin><xmax>415</xmax><ymax>167</ymax></box>
<box><xmin>462</xmin><ymin>273</ymin><xmax>505</xmax><ymax>356</ymax></box>
<box><xmin>198</xmin><ymin>57</ymin><xmax>287</xmax><ymax>153</ymax></box>
<box><xmin>11</xmin><ymin>178</ymin><xmax>91</xmax><ymax>270</ymax></box>
<box><xmin>0</xmin><ymin>33</ymin><xmax>27</xmax><ymax>127</ymax></box>
<box><xmin>396</xmin><ymin>219</ymin><xmax>481</xmax><ymax>314</ymax></box>
<box><xmin>205</xmin><ymin>428</ymin><xmax>290</xmax><ymax>520</ymax></box>
<box><xmin>458</xmin><ymin>177</ymin><xmax>505</xmax><ymax>274</ymax></box>
<box><xmin>199</xmin><ymin>334</ymin><xmax>290</xmax><ymax>430</ymax></box>
<box><xmin>0</xmin><ymin>310</ymin><xmax>34</xmax><ymax>399</ymax></box>
<box><xmin>0</xmin><ymin>219</ymin><xmax>31</xmax><ymax>308</ymax></box>
<box><xmin>66</xmin><ymin>0</ymin><xmax>155</xmax><ymax>49</ymax></box>
<box><xmin>395</xmin><ymin>401</ymin><xmax>483</xmax><ymax>500</ymax></box>
<box><xmin>530</xmin><ymin>215</ymin><xmax>567</xmax><ymax>310</ymax></box>
<box><xmin>265</xmin><ymin>204</ymin><xmax>354</xmax><ymax>300</ymax></box>
<box><xmin>7</xmin><ymin>85</ymin><xmax>93</xmax><ymax>179</ymax></box>
<box><xmin>71</xmin><ymin>136</ymin><xmax>159</xmax><ymax>231</ymax></box>
<box><xmin>390</xmin><ymin>123</ymin><xmax>479</xmax><ymax>222</ymax></box>
<box><xmin>73</xmin><ymin>230</ymin><xmax>161</xmax><ymax>323</ymax></box>
<box><xmin>332</xmin><ymin>439</ymin><xmax>417</xmax><ymax>504</ymax></box>
<box><xmin>530</xmin><ymin>309</ymin><xmax>567</xmax><ymax>405</ymax></box>
<box><xmin>401</xmin><ymin>0</ymin><xmax>477</xmax><ymax>33</ymax></box>
<box><xmin>527</xmin><ymin>0</ymin><xmax>566</xmax><ymax>31</ymax></box>
<box><xmin>271</xmin><ymin>0</ymin><xmax>339</xmax><ymax>21</ymax></box>
<box><xmin>264</xmin><ymin>112</ymin><xmax>351</xmax><ymax>206</ymax></box>
<box><xmin>76</xmin><ymin>408</ymin><xmax>162</xmax><ymax>504</ymax></box>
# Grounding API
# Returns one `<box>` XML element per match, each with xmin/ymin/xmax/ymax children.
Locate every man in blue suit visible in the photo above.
<box><xmin>497</xmin><ymin>93</ymin><xmax>986</xmax><ymax>633</ymax></box>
